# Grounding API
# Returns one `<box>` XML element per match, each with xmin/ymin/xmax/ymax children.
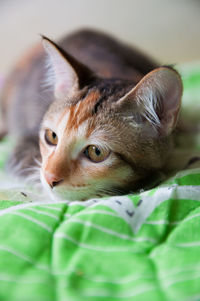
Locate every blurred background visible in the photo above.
<box><xmin>0</xmin><ymin>0</ymin><xmax>200</xmax><ymax>74</ymax></box>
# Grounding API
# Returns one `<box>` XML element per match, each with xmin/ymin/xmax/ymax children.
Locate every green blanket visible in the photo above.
<box><xmin>0</xmin><ymin>63</ymin><xmax>200</xmax><ymax>301</ymax></box>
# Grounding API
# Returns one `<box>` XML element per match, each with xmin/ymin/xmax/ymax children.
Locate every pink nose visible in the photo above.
<box><xmin>44</xmin><ymin>171</ymin><xmax>63</xmax><ymax>188</ymax></box>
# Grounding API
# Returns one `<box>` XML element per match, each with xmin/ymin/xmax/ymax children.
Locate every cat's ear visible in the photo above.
<box><xmin>115</xmin><ymin>67</ymin><xmax>183</xmax><ymax>136</ymax></box>
<box><xmin>42</xmin><ymin>36</ymin><xmax>94</xmax><ymax>99</ymax></box>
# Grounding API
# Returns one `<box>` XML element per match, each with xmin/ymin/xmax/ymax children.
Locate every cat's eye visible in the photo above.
<box><xmin>45</xmin><ymin>129</ymin><xmax>58</xmax><ymax>146</ymax></box>
<box><xmin>84</xmin><ymin>145</ymin><xmax>110</xmax><ymax>163</ymax></box>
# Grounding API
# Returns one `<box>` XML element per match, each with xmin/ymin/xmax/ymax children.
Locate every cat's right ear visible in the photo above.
<box><xmin>42</xmin><ymin>36</ymin><xmax>94</xmax><ymax>99</ymax></box>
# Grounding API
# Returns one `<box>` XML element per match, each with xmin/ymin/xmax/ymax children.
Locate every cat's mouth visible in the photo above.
<box><xmin>40</xmin><ymin>171</ymin><xmax>94</xmax><ymax>201</ymax></box>
<box><xmin>65</xmin><ymin>183</ymin><xmax>92</xmax><ymax>189</ymax></box>
<box><xmin>49</xmin><ymin>185</ymin><xmax>96</xmax><ymax>202</ymax></box>
<box><xmin>56</xmin><ymin>184</ymin><xmax>92</xmax><ymax>192</ymax></box>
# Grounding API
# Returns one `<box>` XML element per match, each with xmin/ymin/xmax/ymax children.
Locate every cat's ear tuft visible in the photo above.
<box><xmin>42</xmin><ymin>37</ymin><xmax>79</xmax><ymax>98</ymax></box>
<box><xmin>42</xmin><ymin>36</ymin><xmax>94</xmax><ymax>99</ymax></box>
<box><xmin>115</xmin><ymin>67</ymin><xmax>183</xmax><ymax>136</ymax></box>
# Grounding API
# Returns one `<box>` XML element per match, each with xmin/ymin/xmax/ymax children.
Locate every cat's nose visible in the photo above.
<box><xmin>44</xmin><ymin>172</ymin><xmax>64</xmax><ymax>188</ymax></box>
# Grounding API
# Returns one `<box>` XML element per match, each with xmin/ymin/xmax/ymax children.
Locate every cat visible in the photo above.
<box><xmin>0</xmin><ymin>29</ymin><xmax>183</xmax><ymax>201</ymax></box>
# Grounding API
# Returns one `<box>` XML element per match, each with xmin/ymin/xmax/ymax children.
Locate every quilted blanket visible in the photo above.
<box><xmin>0</xmin><ymin>63</ymin><xmax>200</xmax><ymax>301</ymax></box>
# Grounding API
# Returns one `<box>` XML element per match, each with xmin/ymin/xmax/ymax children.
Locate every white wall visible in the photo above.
<box><xmin>0</xmin><ymin>0</ymin><xmax>200</xmax><ymax>73</ymax></box>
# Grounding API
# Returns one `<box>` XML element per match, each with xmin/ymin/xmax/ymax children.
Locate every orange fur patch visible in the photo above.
<box><xmin>66</xmin><ymin>90</ymin><xmax>100</xmax><ymax>131</ymax></box>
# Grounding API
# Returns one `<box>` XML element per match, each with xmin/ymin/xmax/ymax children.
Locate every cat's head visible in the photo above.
<box><xmin>39</xmin><ymin>37</ymin><xmax>183</xmax><ymax>201</ymax></box>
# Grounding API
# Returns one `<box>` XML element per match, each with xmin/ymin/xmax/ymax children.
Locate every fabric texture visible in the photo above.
<box><xmin>0</xmin><ymin>64</ymin><xmax>200</xmax><ymax>301</ymax></box>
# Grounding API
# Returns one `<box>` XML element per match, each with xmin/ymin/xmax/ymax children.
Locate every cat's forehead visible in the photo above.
<box><xmin>85</xmin><ymin>79</ymin><xmax>134</xmax><ymax>112</ymax></box>
<box><xmin>66</xmin><ymin>80</ymin><xmax>132</xmax><ymax>127</ymax></box>
<box><xmin>44</xmin><ymin>78</ymin><xmax>134</xmax><ymax>134</ymax></box>
<box><xmin>65</xmin><ymin>89</ymin><xmax>100</xmax><ymax>131</ymax></box>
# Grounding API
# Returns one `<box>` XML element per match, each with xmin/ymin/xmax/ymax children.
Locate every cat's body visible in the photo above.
<box><xmin>0</xmin><ymin>29</ymin><xmax>182</xmax><ymax>201</ymax></box>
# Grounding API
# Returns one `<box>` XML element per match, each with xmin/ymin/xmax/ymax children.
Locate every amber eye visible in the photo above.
<box><xmin>44</xmin><ymin>129</ymin><xmax>58</xmax><ymax>146</ymax></box>
<box><xmin>84</xmin><ymin>145</ymin><xmax>110</xmax><ymax>163</ymax></box>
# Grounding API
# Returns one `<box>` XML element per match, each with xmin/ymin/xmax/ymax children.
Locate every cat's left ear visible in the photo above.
<box><xmin>115</xmin><ymin>66</ymin><xmax>183</xmax><ymax>136</ymax></box>
<box><xmin>42</xmin><ymin>36</ymin><xmax>94</xmax><ymax>99</ymax></box>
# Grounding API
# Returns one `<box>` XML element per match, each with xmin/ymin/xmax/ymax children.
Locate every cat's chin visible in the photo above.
<box><xmin>45</xmin><ymin>185</ymin><xmax>101</xmax><ymax>202</ymax></box>
<box><xmin>52</xmin><ymin>188</ymin><xmax>94</xmax><ymax>202</ymax></box>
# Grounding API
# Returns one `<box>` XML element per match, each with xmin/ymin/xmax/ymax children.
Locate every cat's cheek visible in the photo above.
<box><xmin>80</xmin><ymin>154</ymin><xmax>118</xmax><ymax>177</ymax></box>
<box><xmin>86</xmin><ymin>160</ymin><xmax>133</xmax><ymax>188</ymax></box>
<box><xmin>39</xmin><ymin>140</ymin><xmax>47</xmax><ymax>159</ymax></box>
<box><xmin>39</xmin><ymin>139</ymin><xmax>54</xmax><ymax>166</ymax></box>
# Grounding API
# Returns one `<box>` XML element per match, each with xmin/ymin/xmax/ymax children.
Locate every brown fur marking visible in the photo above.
<box><xmin>66</xmin><ymin>90</ymin><xmax>100</xmax><ymax>131</ymax></box>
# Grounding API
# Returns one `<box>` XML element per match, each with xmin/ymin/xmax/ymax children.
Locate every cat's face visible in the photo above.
<box><xmin>39</xmin><ymin>37</ymin><xmax>182</xmax><ymax>201</ymax></box>
<box><xmin>40</xmin><ymin>90</ymin><xmax>129</xmax><ymax>200</ymax></box>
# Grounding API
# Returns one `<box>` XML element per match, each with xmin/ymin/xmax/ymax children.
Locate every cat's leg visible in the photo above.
<box><xmin>6</xmin><ymin>135</ymin><xmax>41</xmax><ymax>178</ymax></box>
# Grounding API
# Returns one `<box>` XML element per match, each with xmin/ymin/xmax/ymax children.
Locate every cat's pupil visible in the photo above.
<box><xmin>95</xmin><ymin>147</ymin><xmax>101</xmax><ymax>156</ymax></box>
<box><xmin>52</xmin><ymin>132</ymin><xmax>57</xmax><ymax>139</ymax></box>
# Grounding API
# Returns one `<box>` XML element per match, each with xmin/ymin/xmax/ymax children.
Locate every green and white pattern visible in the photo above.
<box><xmin>0</xmin><ymin>63</ymin><xmax>200</xmax><ymax>301</ymax></box>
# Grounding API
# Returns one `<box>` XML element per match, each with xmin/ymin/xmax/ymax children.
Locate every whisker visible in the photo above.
<box><xmin>24</xmin><ymin>171</ymin><xmax>41</xmax><ymax>185</ymax></box>
<box><xmin>95</xmin><ymin>185</ymin><xmax>125</xmax><ymax>198</ymax></box>
<box><xmin>33</xmin><ymin>157</ymin><xmax>42</xmax><ymax>167</ymax></box>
